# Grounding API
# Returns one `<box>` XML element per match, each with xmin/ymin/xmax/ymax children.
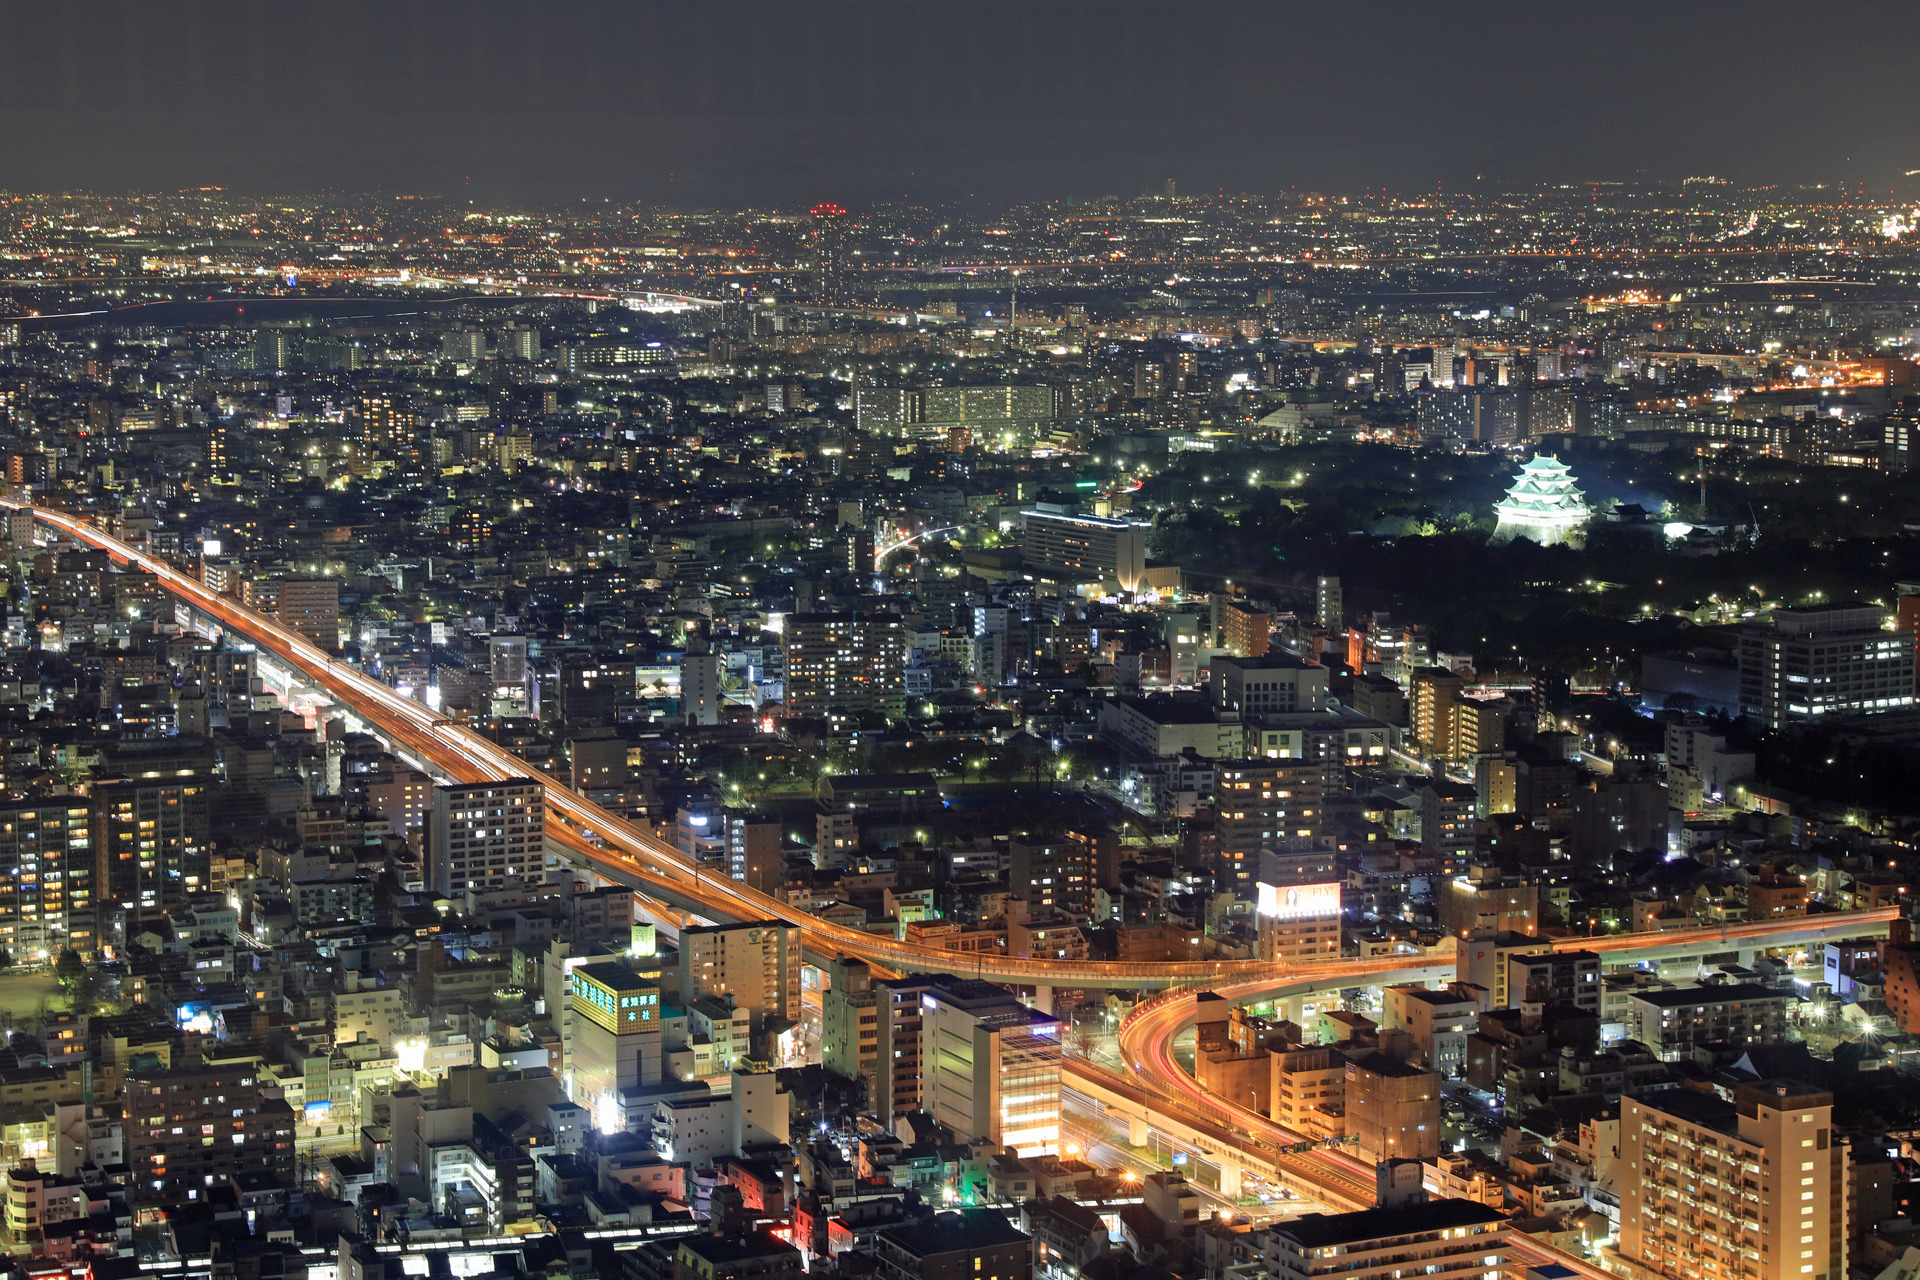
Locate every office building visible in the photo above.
<box><xmin>1344</xmin><ymin>1052</ymin><xmax>1443</xmax><ymax>1162</ymax></box>
<box><xmin>923</xmin><ymin>980</ymin><xmax>1062</xmax><ymax>1154</ymax></box>
<box><xmin>1616</xmin><ymin>1081</ymin><xmax>1844</xmax><ymax>1280</ymax></box>
<box><xmin>123</xmin><ymin>1063</ymin><xmax>296</xmax><ymax>1204</ymax></box>
<box><xmin>1020</xmin><ymin>511</ymin><xmax>1147</xmax><ymax>591</ymax></box>
<box><xmin>428</xmin><ymin>778</ymin><xmax>547</xmax><ymax>895</ymax></box>
<box><xmin>278</xmin><ymin>579</ymin><xmax>341</xmax><ymax>650</ymax></box>
<box><xmin>876</xmin><ymin>973</ymin><xmax>937</xmax><ymax>1119</ymax></box>
<box><xmin>568</xmin><ymin>961</ymin><xmax>664</xmax><ymax>1134</ymax></box>
<box><xmin>1382</xmin><ymin>985</ymin><xmax>1482</xmax><ymax>1076</ymax></box>
<box><xmin>1738</xmin><ymin>605</ymin><xmax>1916</xmax><ymax>729</ymax></box>
<box><xmin>677</xmin><ymin>921</ymin><xmax>802</xmax><ymax>1034</ymax></box>
<box><xmin>1211</xmin><ymin>653</ymin><xmax>1328</xmax><ymax>715</ymax></box>
<box><xmin>876</xmin><ymin>1209</ymin><xmax>1034</xmax><ymax>1280</ymax></box>
<box><xmin>1264</xmin><ymin>1199</ymin><xmax>1507</xmax><ymax>1280</ymax></box>
<box><xmin>783</xmin><ymin>612</ymin><xmax>908</xmax><ymax>720</ymax></box>
<box><xmin>1255</xmin><ymin>878</ymin><xmax>1342</xmax><ymax>964</ymax></box>
<box><xmin>821</xmin><ymin>957</ymin><xmax>880</xmax><ymax>1105</ymax></box>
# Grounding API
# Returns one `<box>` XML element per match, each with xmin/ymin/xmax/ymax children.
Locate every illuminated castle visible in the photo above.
<box><xmin>1492</xmin><ymin>454</ymin><xmax>1589</xmax><ymax>546</ymax></box>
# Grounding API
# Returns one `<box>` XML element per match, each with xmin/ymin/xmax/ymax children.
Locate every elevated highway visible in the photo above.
<box><xmin>12</xmin><ymin>500</ymin><xmax>1897</xmax><ymax>993</ymax></box>
<box><xmin>0</xmin><ymin>500</ymin><xmax>1447</xmax><ymax>989</ymax></box>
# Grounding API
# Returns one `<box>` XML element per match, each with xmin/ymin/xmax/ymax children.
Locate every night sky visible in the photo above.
<box><xmin>0</xmin><ymin>0</ymin><xmax>1912</xmax><ymax>205</ymax></box>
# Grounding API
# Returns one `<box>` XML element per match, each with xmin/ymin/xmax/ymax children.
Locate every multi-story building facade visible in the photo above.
<box><xmin>1344</xmin><ymin>1051</ymin><xmax>1443</xmax><ymax>1162</ymax></box>
<box><xmin>277</xmin><ymin>578</ymin><xmax>341</xmax><ymax>650</ymax></box>
<box><xmin>676</xmin><ymin>921</ymin><xmax>802</xmax><ymax>1035</ymax></box>
<box><xmin>1020</xmin><ymin>511</ymin><xmax>1146</xmax><ymax>591</ymax></box>
<box><xmin>922</xmin><ymin>980</ymin><xmax>1061</xmax><ymax>1155</ymax></box>
<box><xmin>1738</xmin><ymin>605</ymin><xmax>1915</xmax><ymax>729</ymax></box>
<box><xmin>569</xmin><ymin>960</ymin><xmax>664</xmax><ymax>1134</ymax></box>
<box><xmin>1628</xmin><ymin>984</ymin><xmax>1791</xmax><ymax>1061</ymax></box>
<box><xmin>0</xmin><ymin>797</ymin><xmax>97</xmax><ymax>958</ymax></box>
<box><xmin>94</xmin><ymin>774</ymin><xmax>211</xmax><ymax>919</ymax></box>
<box><xmin>1211</xmin><ymin>654</ymin><xmax>1329</xmax><ymax>715</ymax></box>
<box><xmin>875</xmin><ymin>973</ymin><xmax>935</xmax><ymax>1120</ymax></box>
<box><xmin>1218</xmin><ymin>761</ymin><xmax>1325</xmax><ymax>895</ymax></box>
<box><xmin>428</xmin><ymin>778</ymin><xmax>546</xmax><ymax>895</ymax></box>
<box><xmin>1617</xmin><ymin>1081</ymin><xmax>1845</xmax><ymax>1280</ymax></box>
<box><xmin>783</xmin><ymin>612</ymin><xmax>907</xmax><ymax>720</ymax></box>
<box><xmin>1264</xmin><ymin>1199</ymin><xmax>1507</xmax><ymax>1280</ymax></box>
<box><xmin>122</xmin><ymin>1063</ymin><xmax>296</xmax><ymax>1204</ymax></box>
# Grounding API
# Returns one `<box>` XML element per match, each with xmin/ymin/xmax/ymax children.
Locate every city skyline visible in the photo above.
<box><xmin>0</xmin><ymin>6</ymin><xmax>1916</xmax><ymax>1280</ymax></box>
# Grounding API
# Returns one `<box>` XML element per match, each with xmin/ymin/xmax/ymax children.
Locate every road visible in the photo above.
<box><xmin>9</xmin><ymin>500</ymin><xmax>1899</xmax><ymax>997</ymax></box>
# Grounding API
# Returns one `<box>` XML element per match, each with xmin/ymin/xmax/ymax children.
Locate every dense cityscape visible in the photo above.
<box><xmin>3</xmin><ymin>165</ymin><xmax>1920</xmax><ymax>1280</ymax></box>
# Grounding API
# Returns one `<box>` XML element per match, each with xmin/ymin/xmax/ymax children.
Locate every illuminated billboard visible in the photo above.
<box><xmin>1256</xmin><ymin>881</ymin><xmax>1341</xmax><ymax>920</ymax></box>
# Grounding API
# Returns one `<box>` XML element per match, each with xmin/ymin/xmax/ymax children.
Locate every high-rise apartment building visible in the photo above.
<box><xmin>876</xmin><ymin>973</ymin><xmax>937</xmax><ymax>1119</ymax></box>
<box><xmin>1220</xmin><ymin>600</ymin><xmax>1272</xmax><ymax>658</ymax></box>
<box><xmin>441</xmin><ymin>329</ymin><xmax>488</xmax><ymax>363</ymax></box>
<box><xmin>1617</xmin><ymin>1081</ymin><xmax>1845</xmax><ymax>1280</ymax></box>
<box><xmin>1738</xmin><ymin>606</ymin><xmax>1916</xmax><ymax>729</ymax></box>
<box><xmin>676</xmin><ymin>921</ymin><xmax>801</xmax><ymax>1034</ymax></box>
<box><xmin>278</xmin><ymin>579</ymin><xmax>341</xmax><ymax>650</ymax></box>
<box><xmin>358</xmin><ymin>391</ymin><xmax>419</xmax><ymax>453</ymax></box>
<box><xmin>1020</xmin><ymin>511</ymin><xmax>1147</xmax><ymax>591</ymax></box>
<box><xmin>94</xmin><ymin>775</ymin><xmax>211</xmax><ymax>916</ymax></box>
<box><xmin>254</xmin><ymin>330</ymin><xmax>296</xmax><ymax>371</ymax></box>
<box><xmin>821</xmin><ymin>957</ymin><xmax>880</xmax><ymax>1105</ymax></box>
<box><xmin>783</xmin><ymin>612</ymin><xmax>907</xmax><ymax>720</ymax></box>
<box><xmin>123</xmin><ymin>1063</ymin><xmax>296</xmax><ymax>1204</ymax></box>
<box><xmin>726</xmin><ymin>810</ymin><xmax>783</xmax><ymax>893</ymax></box>
<box><xmin>1217</xmin><ymin>761</ymin><xmax>1325</xmax><ymax>895</ymax></box>
<box><xmin>1411</xmin><ymin>666</ymin><xmax>1467</xmax><ymax>757</ymax></box>
<box><xmin>0</xmin><ymin>798</ymin><xmax>97</xmax><ymax>958</ymax></box>
<box><xmin>428</xmin><ymin>779</ymin><xmax>546</xmax><ymax>895</ymax></box>
<box><xmin>499</xmin><ymin>324</ymin><xmax>540</xmax><ymax>361</ymax></box>
<box><xmin>681</xmin><ymin>645</ymin><xmax>722</xmax><ymax>726</ymax></box>
<box><xmin>1007</xmin><ymin>834</ymin><xmax>1094</xmax><ymax>918</ymax></box>
<box><xmin>1315</xmin><ymin>575</ymin><xmax>1342</xmax><ymax>629</ymax></box>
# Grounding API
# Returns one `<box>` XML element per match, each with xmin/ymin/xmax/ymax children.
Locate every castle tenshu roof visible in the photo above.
<box><xmin>1494</xmin><ymin>454</ymin><xmax>1590</xmax><ymax>523</ymax></box>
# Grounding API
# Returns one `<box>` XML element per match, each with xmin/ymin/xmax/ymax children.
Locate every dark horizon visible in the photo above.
<box><xmin>1</xmin><ymin>0</ymin><xmax>1915</xmax><ymax>207</ymax></box>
